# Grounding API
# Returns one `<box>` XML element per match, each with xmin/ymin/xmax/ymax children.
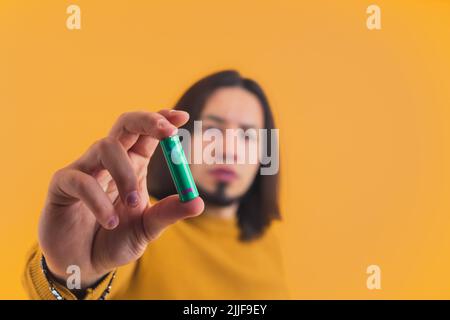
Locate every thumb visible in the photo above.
<box><xmin>141</xmin><ymin>195</ymin><xmax>204</xmax><ymax>243</ymax></box>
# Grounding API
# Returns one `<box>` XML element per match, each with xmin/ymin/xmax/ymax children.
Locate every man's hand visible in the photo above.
<box><xmin>38</xmin><ymin>110</ymin><xmax>204</xmax><ymax>288</ymax></box>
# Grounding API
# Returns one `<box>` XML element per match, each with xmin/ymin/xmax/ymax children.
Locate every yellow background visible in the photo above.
<box><xmin>1</xmin><ymin>0</ymin><xmax>450</xmax><ymax>299</ymax></box>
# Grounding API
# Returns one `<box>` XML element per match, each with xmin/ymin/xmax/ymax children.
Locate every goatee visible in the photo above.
<box><xmin>197</xmin><ymin>182</ymin><xmax>241</xmax><ymax>207</ymax></box>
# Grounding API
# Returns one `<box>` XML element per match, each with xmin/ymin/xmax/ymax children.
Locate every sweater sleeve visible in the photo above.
<box><xmin>22</xmin><ymin>243</ymin><xmax>116</xmax><ymax>300</ymax></box>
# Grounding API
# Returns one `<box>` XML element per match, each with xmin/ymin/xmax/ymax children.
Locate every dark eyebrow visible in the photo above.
<box><xmin>203</xmin><ymin>114</ymin><xmax>258</xmax><ymax>130</ymax></box>
<box><xmin>204</xmin><ymin>114</ymin><xmax>225</xmax><ymax>124</ymax></box>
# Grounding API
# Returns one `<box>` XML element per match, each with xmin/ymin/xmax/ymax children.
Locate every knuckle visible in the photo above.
<box><xmin>89</xmin><ymin>139</ymin><xmax>103</xmax><ymax>153</ymax></box>
<box><xmin>138</xmin><ymin>216</ymin><xmax>157</xmax><ymax>245</ymax></box>
<box><xmin>143</xmin><ymin>112</ymin><xmax>163</xmax><ymax>127</ymax></box>
<box><xmin>96</xmin><ymin>136</ymin><xmax>119</xmax><ymax>154</ymax></box>
<box><xmin>129</xmin><ymin>224</ymin><xmax>149</xmax><ymax>256</ymax></box>
<box><xmin>51</xmin><ymin>168</ymin><xmax>65</xmax><ymax>182</ymax></box>
<box><xmin>65</xmin><ymin>170</ymin><xmax>84</xmax><ymax>191</ymax></box>
<box><xmin>117</xmin><ymin>112</ymin><xmax>130</xmax><ymax>123</ymax></box>
<box><xmin>49</xmin><ymin>168</ymin><xmax>67</xmax><ymax>189</ymax></box>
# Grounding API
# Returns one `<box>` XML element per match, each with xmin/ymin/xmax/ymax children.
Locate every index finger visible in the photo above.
<box><xmin>108</xmin><ymin>111</ymin><xmax>177</xmax><ymax>157</ymax></box>
<box><xmin>129</xmin><ymin>109</ymin><xmax>190</xmax><ymax>158</ymax></box>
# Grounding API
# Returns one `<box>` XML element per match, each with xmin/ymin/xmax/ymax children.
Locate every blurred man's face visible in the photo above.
<box><xmin>190</xmin><ymin>87</ymin><xmax>264</xmax><ymax>206</ymax></box>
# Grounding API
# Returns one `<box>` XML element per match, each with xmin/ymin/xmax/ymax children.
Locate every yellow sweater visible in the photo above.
<box><xmin>23</xmin><ymin>212</ymin><xmax>289</xmax><ymax>299</ymax></box>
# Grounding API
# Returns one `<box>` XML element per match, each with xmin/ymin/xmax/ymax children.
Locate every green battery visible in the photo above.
<box><xmin>160</xmin><ymin>134</ymin><xmax>199</xmax><ymax>202</ymax></box>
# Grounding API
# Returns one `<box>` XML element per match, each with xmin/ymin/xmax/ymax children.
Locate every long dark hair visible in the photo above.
<box><xmin>148</xmin><ymin>70</ymin><xmax>281</xmax><ymax>241</ymax></box>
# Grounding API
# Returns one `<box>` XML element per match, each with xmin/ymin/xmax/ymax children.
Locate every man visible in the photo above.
<box><xmin>23</xmin><ymin>70</ymin><xmax>288</xmax><ymax>299</ymax></box>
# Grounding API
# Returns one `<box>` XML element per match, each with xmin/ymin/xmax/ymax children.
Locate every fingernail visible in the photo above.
<box><xmin>107</xmin><ymin>216</ymin><xmax>119</xmax><ymax>230</ymax></box>
<box><xmin>126</xmin><ymin>191</ymin><xmax>140</xmax><ymax>207</ymax></box>
<box><xmin>170</xmin><ymin>109</ymin><xmax>188</xmax><ymax>116</ymax></box>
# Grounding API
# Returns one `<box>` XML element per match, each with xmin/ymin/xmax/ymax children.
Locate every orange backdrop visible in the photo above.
<box><xmin>1</xmin><ymin>0</ymin><xmax>450</xmax><ymax>299</ymax></box>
